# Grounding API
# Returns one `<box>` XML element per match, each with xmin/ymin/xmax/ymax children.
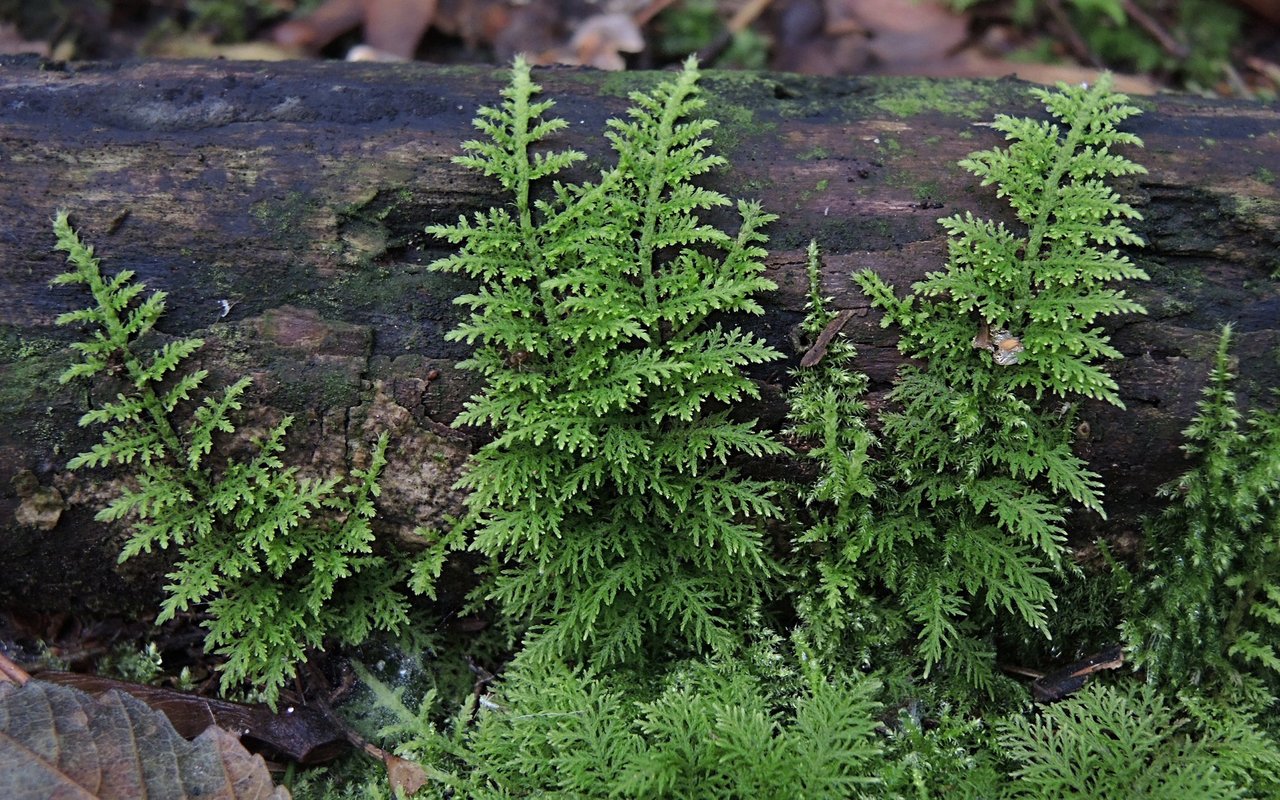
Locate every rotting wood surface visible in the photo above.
<box><xmin>0</xmin><ymin>56</ymin><xmax>1276</xmax><ymax>615</ymax></box>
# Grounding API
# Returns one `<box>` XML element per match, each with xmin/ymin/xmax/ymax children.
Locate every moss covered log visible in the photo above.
<box><xmin>0</xmin><ymin>56</ymin><xmax>1276</xmax><ymax>615</ymax></box>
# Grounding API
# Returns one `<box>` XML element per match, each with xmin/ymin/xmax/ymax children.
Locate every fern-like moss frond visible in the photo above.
<box><xmin>431</xmin><ymin>58</ymin><xmax>784</xmax><ymax>668</ymax></box>
<box><xmin>51</xmin><ymin>214</ymin><xmax>407</xmax><ymax>707</ymax></box>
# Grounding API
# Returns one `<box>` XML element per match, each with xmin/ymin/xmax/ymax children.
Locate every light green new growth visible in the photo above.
<box><xmin>428</xmin><ymin>58</ymin><xmax>785</xmax><ymax>666</ymax></box>
<box><xmin>793</xmin><ymin>76</ymin><xmax>1148</xmax><ymax>694</ymax></box>
<box><xmin>363</xmin><ymin>636</ymin><xmax>888</xmax><ymax>799</ymax></box>
<box><xmin>52</xmin><ymin>212</ymin><xmax>410</xmax><ymax>707</ymax></box>
<box><xmin>998</xmin><ymin>682</ymin><xmax>1279</xmax><ymax>799</ymax></box>
<box><xmin>1126</xmin><ymin>325</ymin><xmax>1280</xmax><ymax>694</ymax></box>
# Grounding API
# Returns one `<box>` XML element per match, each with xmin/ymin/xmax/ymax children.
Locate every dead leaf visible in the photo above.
<box><xmin>38</xmin><ymin>672</ymin><xmax>349</xmax><ymax>765</ymax></box>
<box><xmin>566</xmin><ymin>12</ymin><xmax>646</xmax><ymax>70</ymax></box>
<box><xmin>273</xmin><ymin>0</ymin><xmax>437</xmax><ymax>59</ymax></box>
<box><xmin>142</xmin><ymin>33</ymin><xmax>302</xmax><ymax>61</ymax></box>
<box><xmin>0</xmin><ymin>680</ymin><xmax>290</xmax><ymax>799</ymax></box>
<box><xmin>385</xmin><ymin>752</ymin><xmax>432</xmax><ymax>796</ymax></box>
<box><xmin>14</xmin><ymin>489</ymin><xmax>65</xmax><ymax>531</ymax></box>
<box><xmin>0</xmin><ymin>23</ymin><xmax>48</xmax><ymax>57</ymax></box>
<box><xmin>839</xmin><ymin>0</ymin><xmax>969</xmax><ymax>72</ymax></box>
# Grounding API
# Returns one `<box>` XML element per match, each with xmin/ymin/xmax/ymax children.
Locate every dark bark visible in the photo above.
<box><xmin>0</xmin><ymin>55</ymin><xmax>1277</xmax><ymax>615</ymax></box>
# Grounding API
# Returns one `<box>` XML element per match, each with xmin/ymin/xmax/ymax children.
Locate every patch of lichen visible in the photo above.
<box><xmin>0</xmin><ymin>330</ymin><xmax>71</xmax><ymax>413</ymax></box>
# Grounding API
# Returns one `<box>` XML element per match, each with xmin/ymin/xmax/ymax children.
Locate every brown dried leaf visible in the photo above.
<box><xmin>385</xmin><ymin>752</ymin><xmax>431</xmax><ymax>796</ymax></box>
<box><xmin>0</xmin><ymin>680</ymin><xmax>290</xmax><ymax>800</ymax></box>
<box><xmin>39</xmin><ymin>671</ymin><xmax>349</xmax><ymax>765</ymax></box>
<box><xmin>0</xmin><ymin>23</ymin><xmax>48</xmax><ymax>57</ymax></box>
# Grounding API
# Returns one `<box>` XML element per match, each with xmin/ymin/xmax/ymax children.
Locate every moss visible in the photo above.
<box><xmin>879</xmin><ymin>137</ymin><xmax>902</xmax><ymax>154</ymax></box>
<box><xmin>1229</xmin><ymin>195</ymin><xmax>1280</xmax><ymax>229</ymax></box>
<box><xmin>0</xmin><ymin>336</ymin><xmax>77</xmax><ymax>457</ymax></box>
<box><xmin>799</xmin><ymin>146</ymin><xmax>830</xmax><ymax>161</ymax></box>
<box><xmin>1145</xmin><ymin>258</ymin><xmax>1205</xmax><ymax>291</ymax></box>
<box><xmin>0</xmin><ymin>329</ymin><xmax>62</xmax><ymax>364</ymax></box>
<box><xmin>249</xmin><ymin>189</ymin><xmax>316</xmax><ymax>248</ymax></box>
<box><xmin>0</xmin><ymin>331</ymin><xmax>68</xmax><ymax>412</ymax></box>
<box><xmin>705</xmin><ymin>98</ymin><xmax>774</xmax><ymax>155</ymax></box>
<box><xmin>872</xmin><ymin>78</ymin><xmax>996</xmax><ymax>119</ymax></box>
<box><xmin>913</xmin><ymin>179</ymin><xmax>942</xmax><ymax>203</ymax></box>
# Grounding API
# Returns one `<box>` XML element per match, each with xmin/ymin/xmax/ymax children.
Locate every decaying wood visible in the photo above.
<box><xmin>0</xmin><ymin>56</ymin><xmax>1276</xmax><ymax>616</ymax></box>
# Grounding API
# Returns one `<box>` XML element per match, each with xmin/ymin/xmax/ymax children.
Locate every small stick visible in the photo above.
<box><xmin>1121</xmin><ymin>0</ymin><xmax>1189</xmax><ymax>59</ymax></box>
<box><xmin>697</xmin><ymin>0</ymin><xmax>775</xmax><ymax>64</ymax></box>
<box><xmin>800</xmin><ymin>309</ymin><xmax>856</xmax><ymax>368</ymax></box>
<box><xmin>1042</xmin><ymin>0</ymin><xmax>1102</xmax><ymax>68</ymax></box>
<box><xmin>634</xmin><ymin>0</ymin><xmax>681</xmax><ymax>27</ymax></box>
<box><xmin>1031</xmin><ymin>644</ymin><xmax>1125</xmax><ymax>702</ymax></box>
<box><xmin>0</xmin><ymin>652</ymin><xmax>31</xmax><ymax>685</ymax></box>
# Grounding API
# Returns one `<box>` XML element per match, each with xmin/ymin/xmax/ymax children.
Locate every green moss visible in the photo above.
<box><xmin>584</xmin><ymin>69</ymin><xmax>776</xmax><ymax>158</ymax></box>
<box><xmin>0</xmin><ymin>329</ymin><xmax>61</xmax><ymax>364</ymax></box>
<box><xmin>703</xmin><ymin>90</ymin><xmax>776</xmax><ymax>154</ymax></box>
<box><xmin>269</xmin><ymin>363</ymin><xmax>363</xmax><ymax>412</ymax></box>
<box><xmin>1229</xmin><ymin>195</ymin><xmax>1280</xmax><ymax>227</ymax></box>
<box><xmin>913</xmin><ymin>180</ymin><xmax>942</xmax><ymax>203</ymax></box>
<box><xmin>334</xmin><ymin>187</ymin><xmax>425</xmax><ymax>268</ymax></box>
<box><xmin>249</xmin><ymin>189</ymin><xmax>315</xmax><ymax>247</ymax></box>
<box><xmin>873</xmin><ymin>78</ymin><xmax>995</xmax><ymax>119</ymax></box>
<box><xmin>1146</xmin><ymin>258</ymin><xmax>1205</xmax><ymax>291</ymax></box>
<box><xmin>0</xmin><ymin>351</ymin><xmax>68</xmax><ymax>412</ymax></box>
<box><xmin>1253</xmin><ymin>166</ymin><xmax>1275</xmax><ymax>185</ymax></box>
<box><xmin>799</xmin><ymin>146</ymin><xmax>830</xmax><ymax>161</ymax></box>
<box><xmin>597</xmin><ymin>69</ymin><xmax>783</xmax><ymax>156</ymax></box>
<box><xmin>0</xmin><ymin>331</ymin><xmax>68</xmax><ymax>419</ymax></box>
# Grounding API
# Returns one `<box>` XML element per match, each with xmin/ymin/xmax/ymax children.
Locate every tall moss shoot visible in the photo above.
<box><xmin>428</xmin><ymin>58</ymin><xmax>786</xmax><ymax>666</ymax></box>
<box><xmin>1126</xmin><ymin>325</ymin><xmax>1280</xmax><ymax>694</ymax></box>
<box><xmin>792</xmin><ymin>76</ymin><xmax>1149</xmax><ymax>695</ymax></box>
<box><xmin>51</xmin><ymin>212</ymin><xmax>410</xmax><ymax>706</ymax></box>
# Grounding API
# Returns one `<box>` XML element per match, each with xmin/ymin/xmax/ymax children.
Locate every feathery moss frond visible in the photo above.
<box><xmin>429</xmin><ymin>58</ymin><xmax>784</xmax><ymax>667</ymax></box>
<box><xmin>1126</xmin><ymin>325</ymin><xmax>1280</xmax><ymax>696</ymax></box>
<box><xmin>792</xmin><ymin>77</ymin><xmax>1146</xmax><ymax>697</ymax></box>
<box><xmin>51</xmin><ymin>213</ymin><xmax>406</xmax><ymax>707</ymax></box>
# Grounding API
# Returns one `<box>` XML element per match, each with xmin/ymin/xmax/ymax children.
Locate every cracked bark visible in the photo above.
<box><xmin>0</xmin><ymin>57</ymin><xmax>1276</xmax><ymax>615</ymax></box>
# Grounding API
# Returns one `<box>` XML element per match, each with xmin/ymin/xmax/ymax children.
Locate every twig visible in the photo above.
<box><xmin>1122</xmin><ymin>0</ymin><xmax>1188</xmax><ymax>59</ymax></box>
<box><xmin>697</xmin><ymin>0</ymin><xmax>775</xmax><ymax>64</ymax></box>
<box><xmin>0</xmin><ymin>652</ymin><xmax>31</xmax><ymax>685</ymax></box>
<box><xmin>634</xmin><ymin>0</ymin><xmax>681</xmax><ymax>28</ymax></box>
<box><xmin>800</xmin><ymin>309</ymin><xmax>856</xmax><ymax>368</ymax></box>
<box><xmin>1042</xmin><ymin>0</ymin><xmax>1102</xmax><ymax>68</ymax></box>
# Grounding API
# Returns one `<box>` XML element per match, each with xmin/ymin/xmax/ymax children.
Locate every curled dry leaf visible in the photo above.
<box><xmin>37</xmin><ymin>671</ymin><xmax>349</xmax><ymax>765</ymax></box>
<box><xmin>384</xmin><ymin>752</ymin><xmax>432</xmax><ymax>797</ymax></box>
<box><xmin>0</xmin><ymin>679</ymin><xmax>290</xmax><ymax>800</ymax></box>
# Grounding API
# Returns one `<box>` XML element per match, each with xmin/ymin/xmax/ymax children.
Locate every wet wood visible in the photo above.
<box><xmin>0</xmin><ymin>56</ymin><xmax>1277</xmax><ymax>615</ymax></box>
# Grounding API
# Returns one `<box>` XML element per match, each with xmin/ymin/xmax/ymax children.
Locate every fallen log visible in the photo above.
<box><xmin>0</xmin><ymin>56</ymin><xmax>1276</xmax><ymax>615</ymax></box>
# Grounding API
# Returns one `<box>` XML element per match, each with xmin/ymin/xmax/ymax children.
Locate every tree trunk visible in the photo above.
<box><xmin>1</xmin><ymin>56</ymin><xmax>1277</xmax><ymax>616</ymax></box>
